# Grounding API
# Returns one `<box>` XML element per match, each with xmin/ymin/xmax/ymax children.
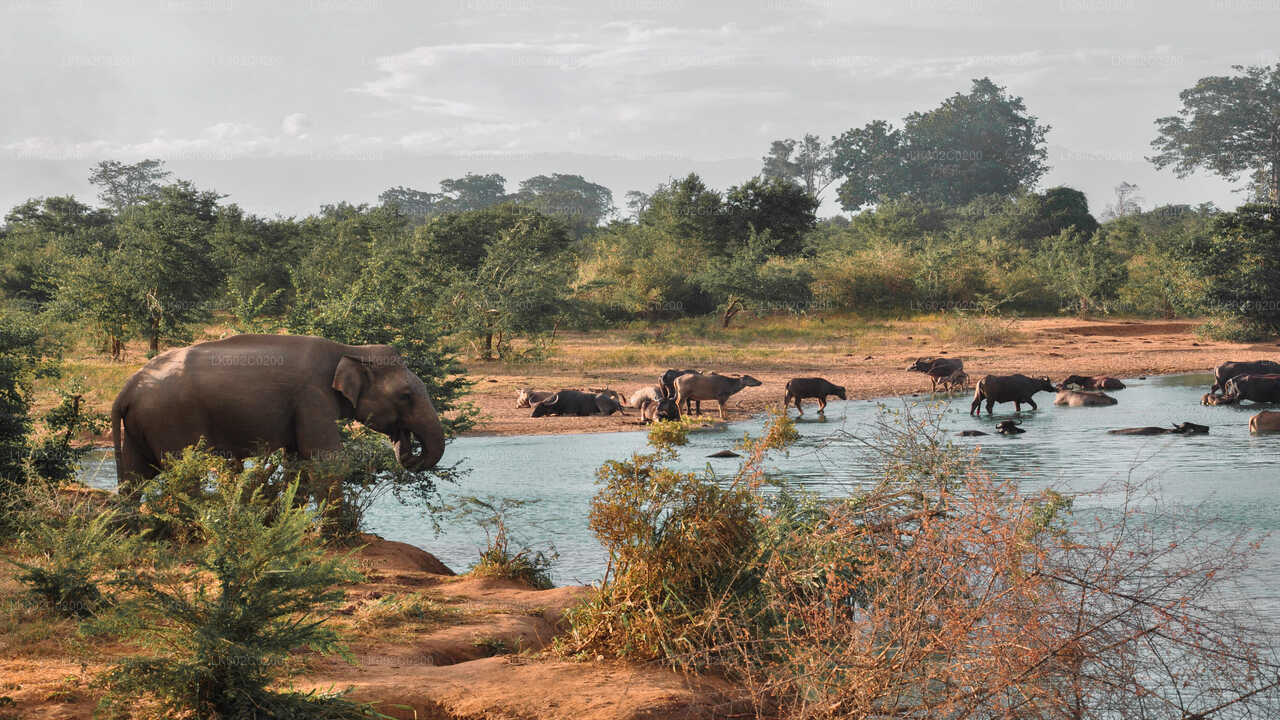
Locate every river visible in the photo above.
<box><xmin>78</xmin><ymin>373</ymin><xmax>1280</xmax><ymax>594</ymax></box>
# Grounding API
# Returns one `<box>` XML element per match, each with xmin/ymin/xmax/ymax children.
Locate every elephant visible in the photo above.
<box><xmin>1211</xmin><ymin>360</ymin><xmax>1280</xmax><ymax>394</ymax></box>
<box><xmin>908</xmin><ymin>357</ymin><xmax>964</xmax><ymax>391</ymax></box>
<box><xmin>969</xmin><ymin>374</ymin><xmax>1056</xmax><ymax>416</ymax></box>
<box><xmin>674</xmin><ymin>373</ymin><xmax>762</xmax><ymax>421</ymax></box>
<box><xmin>111</xmin><ymin>334</ymin><xmax>446</xmax><ymax>498</ymax></box>
<box><xmin>1054</xmin><ymin>389</ymin><xmax>1118</xmax><ymax>407</ymax></box>
<box><xmin>530</xmin><ymin>390</ymin><xmax>622</xmax><ymax>417</ymax></box>
<box><xmin>784</xmin><ymin>377</ymin><xmax>846</xmax><ymax>415</ymax></box>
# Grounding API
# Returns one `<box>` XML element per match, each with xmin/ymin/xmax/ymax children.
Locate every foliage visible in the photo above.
<box><xmin>447</xmin><ymin>495</ymin><xmax>557</xmax><ymax>590</ymax></box>
<box><xmin>1188</xmin><ymin>203</ymin><xmax>1280</xmax><ymax>335</ymax></box>
<box><xmin>98</xmin><ymin>477</ymin><xmax>370</xmax><ymax>720</ymax></box>
<box><xmin>564</xmin><ymin>409</ymin><xmax>1280</xmax><ymax>719</ymax></box>
<box><xmin>761</xmin><ymin>133</ymin><xmax>836</xmax><ymax>200</ymax></box>
<box><xmin>1044</xmin><ymin>228</ymin><xmax>1127</xmax><ymax>315</ymax></box>
<box><xmin>88</xmin><ymin>159</ymin><xmax>171</xmax><ymax>213</ymax></box>
<box><xmin>27</xmin><ymin>381</ymin><xmax>108</xmax><ymax>484</ymax></box>
<box><xmin>1151</xmin><ymin>63</ymin><xmax>1280</xmax><ymax>204</ymax></box>
<box><xmin>8</xmin><ymin>498</ymin><xmax>133</xmax><ymax>619</ymax></box>
<box><xmin>695</xmin><ymin>230</ymin><xmax>814</xmax><ymax>327</ymax></box>
<box><xmin>513</xmin><ymin>173</ymin><xmax>615</xmax><ymax>235</ymax></box>
<box><xmin>832</xmin><ymin>78</ymin><xmax>1050</xmax><ymax>210</ymax></box>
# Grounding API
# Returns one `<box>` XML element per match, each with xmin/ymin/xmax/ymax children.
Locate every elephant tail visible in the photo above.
<box><xmin>110</xmin><ymin>392</ymin><xmax>127</xmax><ymax>486</ymax></box>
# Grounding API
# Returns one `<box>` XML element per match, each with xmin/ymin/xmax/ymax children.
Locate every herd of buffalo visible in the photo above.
<box><xmin>515</xmin><ymin>357</ymin><xmax>1280</xmax><ymax>436</ymax></box>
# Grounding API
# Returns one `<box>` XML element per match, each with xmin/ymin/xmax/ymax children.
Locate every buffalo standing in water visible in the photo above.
<box><xmin>783</xmin><ymin>377</ymin><xmax>846</xmax><ymax>415</ymax></box>
<box><xmin>1222</xmin><ymin>374</ymin><xmax>1280</xmax><ymax>404</ymax></box>
<box><xmin>969</xmin><ymin>374</ymin><xmax>1056</xmax><ymax>416</ymax></box>
<box><xmin>1211</xmin><ymin>360</ymin><xmax>1280</xmax><ymax>394</ymax></box>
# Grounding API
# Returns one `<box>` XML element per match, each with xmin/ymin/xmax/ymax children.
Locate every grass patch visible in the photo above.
<box><xmin>353</xmin><ymin>592</ymin><xmax>461</xmax><ymax>631</ymax></box>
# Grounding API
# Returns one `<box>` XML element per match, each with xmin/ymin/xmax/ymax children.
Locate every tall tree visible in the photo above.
<box><xmin>88</xmin><ymin>159</ymin><xmax>172</xmax><ymax>213</ymax></box>
<box><xmin>761</xmin><ymin>134</ymin><xmax>835</xmax><ymax>200</ymax></box>
<box><xmin>378</xmin><ymin>186</ymin><xmax>442</xmax><ymax>219</ymax></box>
<box><xmin>624</xmin><ymin>191</ymin><xmax>651</xmax><ymax>220</ymax></box>
<box><xmin>514</xmin><ymin>173</ymin><xmax>614</xmax><ymax>233</ymax></box>
<box><xmin>723</xmin><ymin>177</ymin><xmax>819</xmax><ymax>256</ymax></box>
<box><xmin>438</xmin><ymin>173</ymin><xmax>508</xmax><ymax>212</ymax></box>
<box><xmin>832</xmin><ymin>78</ymin><xmax>1050</xmax><ymax>210</ymax></box>
<box><xmin>1101</xmin><ymin>181</ymin><xmax>1144</xmax><ymax>220</ymax></box>
<box><xmin>1150</xmin><ymin>63</ymin><xmax>1280</xmax><ymax>204</ymax></box>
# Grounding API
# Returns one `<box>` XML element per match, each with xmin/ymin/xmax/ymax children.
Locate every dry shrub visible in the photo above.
<box><xmin>810</xmin><ymin>246</ymin><xmax>922</xmax><ymax>311</ymax></box>
<box><xmin>932</xmin><ymin>310</ymin><xmax>1022</xmax><ymax>347</ymax></box>
<box><xmin>565</xmin><ymin>408</ymin><xmax>1280</xmax><ymax>719</ymax></box>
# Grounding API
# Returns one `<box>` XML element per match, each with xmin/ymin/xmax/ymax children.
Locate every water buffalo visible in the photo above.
<box><xmin>515</xmin><ymin>388</ymin><xmax>554</xmax><ymax>408</ymax></box>
<box><xmin>1202</xmin><ymin>392</ymin><xmax>1237</xmax><ymax>406</ymax></box>
<box><xmin>908</xmin><ymin>357</ymin><xmax>964</xmax><ymax>391</ymax></box>
<box><xmin>997</xmin><ymin>420</ymin><xmax>1025</xmax><ymax>435</ymax></box>
<box><xmin>627</xmin><ymin>385</ymin><xmax>665</xmax><ymax>410</ymax></box>
<box><xmin>1054</xmin><ymin>389</ymin><xmax>1118</xmax><ymax>407</ymax></box>
<box><xmin>1250</xmin><ymin>411</ymin><xmax>1280</xmax><ymax>433</ymax></box>
<box><xmin>589</xmin><ymin>387</ymin><xmax>626</xmax><ymax>408</ymax></box>
<box><xmin>1212</xmin><ymin>360</ymin><xmax>1280</xmax><ymax>394</ymax></box>
<box><xmin>660</xmin><ymin>368</ymin><xmax>702</xmax><ymax>413</ymax></box>
<box><xmin>783</xmin><ymin>377</ymin><xmax>846</xmax><ymax>415</ymax></box>
<box><xmin>938</xmin><ymin>369</ymin><xmax>969</xmax><ymax>392</ymax></box>
<box><xmin>1109</xmin><ymin>422</ymin><xmax>1209</xmax><ymax>436</ymax></box>
<box><xmin>531</xmin><ymin>390</ymin><xmax>622</xmax><ymax>417</ymax></box>
<box><xmin>1061</xmin><ymin>375</ymin><xmax>1126</xmax><ymax>391</ymax></box>
<box><xmin>969</xmin><ymin>374</ymin><xmax>1056</xmax><ymax>416</ymax></box>
<box><xmin>641</xmin><ymin>396</ymin><xmax>680</xmax><ymax>424</ymax></box>
<box><xmin>674</xmin><ymin>373</ymin><xmax>762</xmax><ymax>421</ymax></box>
<box><xmin>1222</xmin><ymin>374</ymin><xmax>1280</xmax><ymax>404</ymax></box>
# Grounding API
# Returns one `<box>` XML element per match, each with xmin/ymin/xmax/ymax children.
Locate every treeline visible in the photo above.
<box><xmin>3</xmin><ymin>68</ymin><xmax>1280</xmax><ymax>368</ymax></box>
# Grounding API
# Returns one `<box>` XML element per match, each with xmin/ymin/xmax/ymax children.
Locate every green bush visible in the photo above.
<box><xmin>97</xmin><ymin>477</ymin><xmax>370</xmax><ymax>719</ymax></box>
<box><xmin>448</xmin><ymin>496</ymin><xmax>557</xmax><ymax>590</ymax></box>
<box><xmin>7</xmin><ymin>494</ymin><xmax>134</xmax><ymax>619</ymax></box>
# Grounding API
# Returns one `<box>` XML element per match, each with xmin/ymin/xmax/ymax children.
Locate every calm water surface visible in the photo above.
<box><xmin>78</xmin><ymin>373</ymin><xmax>1280</xmax><ymax>591</ymax></box>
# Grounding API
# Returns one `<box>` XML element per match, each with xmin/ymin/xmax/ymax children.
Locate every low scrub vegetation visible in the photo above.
<box><xmin>562</xmin><ymin>410</ymin><xmax>1280</xmax><ymax>718</ymax></box>
<box><xmin>448</xmin><ymin>495</ymin><xmax>558</xmax><ymax>589</ymax></box>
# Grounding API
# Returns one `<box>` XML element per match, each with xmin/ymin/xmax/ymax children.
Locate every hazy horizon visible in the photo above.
<box><xmin>3</xmin><ymin>0</ymin><xmax>1275</xmax><ymax>219</ymax></box>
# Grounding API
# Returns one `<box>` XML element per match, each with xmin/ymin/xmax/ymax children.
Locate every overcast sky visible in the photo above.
<box><xmin>1</xmin><ymin>0</ymin><xmax>1275</xmax><ymax>219</ymax></box>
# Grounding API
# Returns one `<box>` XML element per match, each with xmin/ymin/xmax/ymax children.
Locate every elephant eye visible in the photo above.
<box><xmin>399</xmin><ymin>390</ymin><xmax>413</xmax><ymax>402</ymax></box>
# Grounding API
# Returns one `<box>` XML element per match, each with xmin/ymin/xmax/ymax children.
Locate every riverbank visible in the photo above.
<box><xmin>462</xmin><ymin>316</ymin><xmax>1263</xmax><ymax>436</ymax></box>
<box><xmin>43</xmin><ymin>315</ymin><xmax>1270</xmax><ymax>443</ymax></box>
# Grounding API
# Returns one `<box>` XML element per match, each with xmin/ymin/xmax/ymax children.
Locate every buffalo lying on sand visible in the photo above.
<box><xmin>515</xmin><ymin>388</ymin><xmax>554</xmax><ymax>408</ymax></box>
<box><xmin>531</xmin><ymin>390</ymin><xmax>623</xmax><ymax>417</ymax></box>
<box><xmin>1108</xmin><ymin>422</ymin><xmax>1209</xmax><ymax>436</ymax></box>
<box><xmin>1212</xmin><ymin>360</ymin><xmax>1280</xmax><ymax>394</ymax></box>
<box><xmin>969</xmin><ymin>374</ymin><xmax>1056</xmax><ymax>416</ymax></box>
<box><xmin>908</xmin><ymin>357</ymin><xmax>964</xmax><ymax>391</ymax></box>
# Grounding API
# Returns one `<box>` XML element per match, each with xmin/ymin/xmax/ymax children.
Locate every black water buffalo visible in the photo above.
<box><xmin>1222</xmin><ymin>374</ymin><xmax>1280</xmax><ymax>404</ymax></box>
<box><xmin>531</xmin><ymin>390</ymin><xmax>623</xmax><ymax>417</ymax></box>
<box><xmin>1108</xmin><ymin>422</ymin><xmax>1209</xmax><ymax>436</ymax></box>
<box><xmin>1211</xmin><ymin>360</ymin><xmax>1280</xmax><ymax>394</ymax></box>
<box><xmin>997</xmin><ymin>420</ymin><xmax>1025</xmax><ymax>434</ymax></box>
<box><xmin>784</xmin><ymin>377</ymin><xmax>846</xmax><ymax>415</ymax></box>
<box><xmin>641</xmin><ymin>396</ymin><xmax>680</xmax><ymax>424</ymax></box>
<box><xmin>660</xmin><ymin>368</ymin><xmax>702</xmax><ymax>413</ymax></box>
<box><xmin>969</xmin><ymin>374</ymin><xmax>1056</xmax><ymax>416</ymax></box>
<box><xmin>908</xmin><ymin>357</ymin><xmax>964</xmax><ymax>391</ymax></box>
<box><xmin>1061</xmin><ymin>374</ymin><xmax>1126</xmax><ymax>391</ymax></box>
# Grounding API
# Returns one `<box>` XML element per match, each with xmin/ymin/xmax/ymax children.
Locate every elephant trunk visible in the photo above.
<box><xmin>397</xmin><ymin>388</ymin><xmax>446</xmax><ymax>471</ymax></box>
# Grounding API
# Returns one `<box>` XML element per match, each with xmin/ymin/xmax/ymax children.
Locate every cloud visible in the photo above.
<box><xmin>281</xmin><ymin>113</ymin><xmax>313</xmax><ymax>138</ymax></box>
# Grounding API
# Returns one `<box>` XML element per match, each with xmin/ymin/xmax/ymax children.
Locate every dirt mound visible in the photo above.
<box><xmin>356</xmin><ymin>534</ymin><xmax>456</xmax><ymax>576</ymax></box>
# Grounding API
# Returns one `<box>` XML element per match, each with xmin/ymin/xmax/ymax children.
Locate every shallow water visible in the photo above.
<box><xmin>79</xmin><ymin>373</ymin><xmax>1280</xmax><ymax>590</ymax></box>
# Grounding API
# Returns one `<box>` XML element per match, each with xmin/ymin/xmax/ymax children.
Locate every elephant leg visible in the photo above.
<box><xmin>294</xmin><ymin>407</ymin><xmax>346</xmax><ymax>510</ymax></box>
<box><xmin>116</xmin><ymin>428</ymin><xmax>159</xmax><ymax>503</ymax></box>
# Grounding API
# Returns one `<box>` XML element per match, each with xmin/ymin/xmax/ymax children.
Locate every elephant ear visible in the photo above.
<box><xmin>333</xmin><ymin>356</ymin><xmax>371</xmax><ymax>407</ymax></box>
